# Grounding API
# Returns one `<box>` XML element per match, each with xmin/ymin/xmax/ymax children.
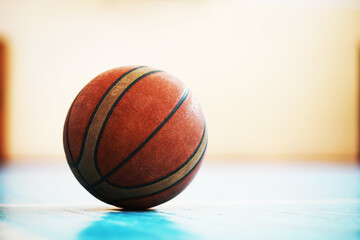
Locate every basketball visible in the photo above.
<box><xmin>63</xmin><ymin>66</ymin><xmax>208</xmax><ymax>209</ymax></box>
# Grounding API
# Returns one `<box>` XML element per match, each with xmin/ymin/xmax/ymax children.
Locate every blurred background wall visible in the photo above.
<box><xmin>0</xmin><ymin>38</ymin><xmax>7</xmax><ymax>161</ymax></box>
<box><xmin>0</xmin><ymin>0</ymin><xmax>359</xmax><ymax>163</ymax></box>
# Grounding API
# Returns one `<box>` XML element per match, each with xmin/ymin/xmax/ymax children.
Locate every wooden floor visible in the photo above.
<box><xmin>0</xmin><ymin>162</ymin><xmax>359</xmax><ymax>240</ymax></box>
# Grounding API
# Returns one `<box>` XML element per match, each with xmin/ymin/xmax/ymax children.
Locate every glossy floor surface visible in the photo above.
<box><xmin>0</xmin><ymin>162</ymin><xmax>360</xmax><ymax>239</ymax></box>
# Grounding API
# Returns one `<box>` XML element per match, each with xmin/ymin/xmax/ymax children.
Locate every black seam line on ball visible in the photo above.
<box><xmin>112</xmin><ymin>141</ymin><xmax>207</xmax><ymax>203</ymax></box>
<box><xmin>93</xmin><ymin>70</ymin><xmax>165</xmax><ymax>178</ymax></box>
<box><xmin>66</xmin><ymin>93</ymin><xmax>81</xmax><ymax>167</ymax></box>
<box><xmin>71</xmin><ymin>66</ymin><xmax>146</xmax><ymax>167</ymax></box>
<box><xmin>73</xmin><ymin>165</ymin><xmax>114</xmax><ymax>203</ymax></box>
<box><xmin>87</xmin><ymin>87</ymin><xmax>190</xmax><ymax>191</ymax></box>
<box><xmin>65</xmin><ymin>95</ymin><xmax>98</xmax><ymax>192</ymax></box>
<box><xmin>74</xmin><ymin>165</ymin><xmax>90</xmax><ymax>186</ymax></box>
<box><xmin>105</xmin><ymin>122</ymin><xmax>206</xmax><ymax>189</ymax></box>
<box><xmin>65</xmin><ymin>99</ymin><xmax>76</xmax><ymax>165</ymax></box>
<box><xmin>66</xmin><ymin>96</ymin><xmax>112</xmax><ymax>203</ymax></box>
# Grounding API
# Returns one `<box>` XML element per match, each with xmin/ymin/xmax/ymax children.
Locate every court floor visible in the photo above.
<box><xmin>1</xmin><ymin>161</ymin><xmax>359</xmax><ymax>240</ymax></box>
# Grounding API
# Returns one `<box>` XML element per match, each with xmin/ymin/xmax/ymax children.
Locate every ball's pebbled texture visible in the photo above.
<box><xmin>63</xmin><ymin>66</ymin><xmax>207</xmax><ymax>209</ymax></box>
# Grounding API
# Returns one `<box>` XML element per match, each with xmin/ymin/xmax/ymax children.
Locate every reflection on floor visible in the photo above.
<box><xmin>0</xmin><ymin>162</ymin><xmax>359</xmax><ymax>240</ymax></box>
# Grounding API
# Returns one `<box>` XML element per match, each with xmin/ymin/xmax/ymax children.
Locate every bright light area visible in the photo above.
<box><xmin>0</xmin><ymin>0</ymin><xmax>359</xmax><ymax>162</ymax></box>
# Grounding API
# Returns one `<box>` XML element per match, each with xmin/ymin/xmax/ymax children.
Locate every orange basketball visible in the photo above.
<box><xmin>63</xmin><ymin>66</ymin><xmax>207</xmax><ymax>209</ymax></box>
